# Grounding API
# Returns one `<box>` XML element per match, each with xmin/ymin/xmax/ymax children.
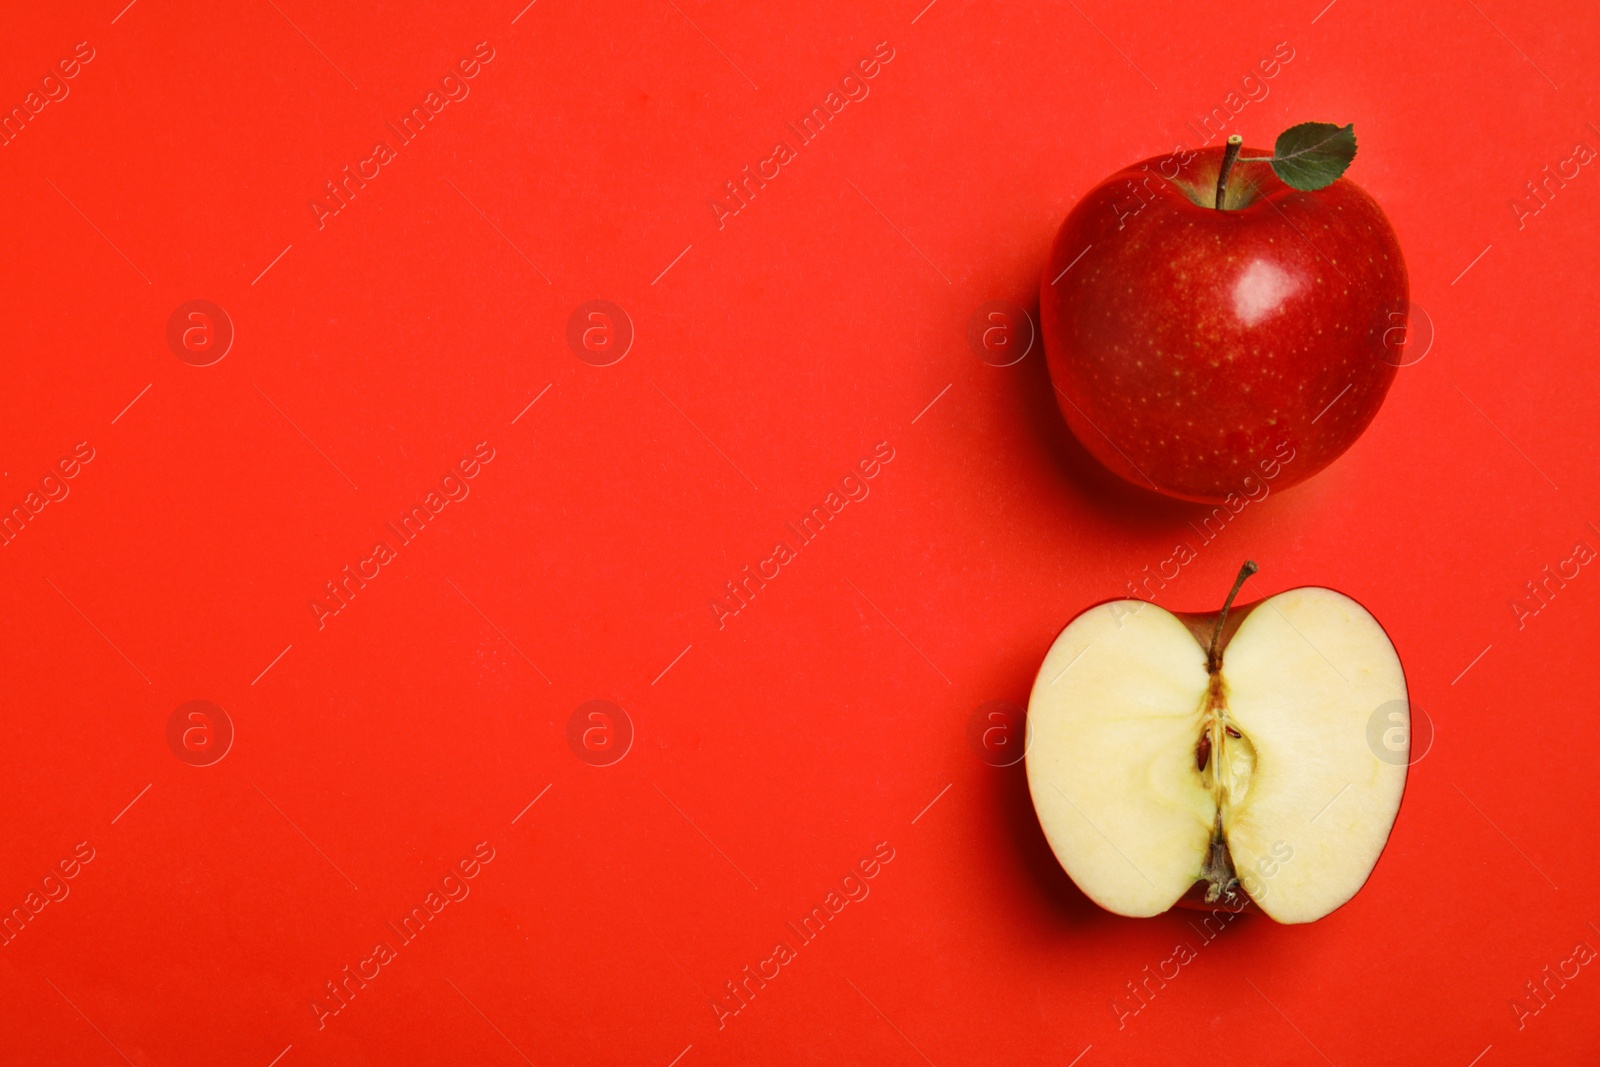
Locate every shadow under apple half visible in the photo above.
<box><xmin>1024</xmin><ymin>563</ymin><xmax>1407</xmax><ymax>923</ymax></box>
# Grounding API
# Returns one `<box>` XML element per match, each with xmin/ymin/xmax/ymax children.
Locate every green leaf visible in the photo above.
<box><xmin>1269</xmin><ymin>122</ymin><xmax>1357</xmax><ymax>191</ymax></box>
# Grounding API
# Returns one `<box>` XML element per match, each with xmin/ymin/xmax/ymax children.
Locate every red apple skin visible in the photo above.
<box><xmin>1039</xmin><ymin>143</ymin><xmax>1408</xmax><ymax>503</ymax></box>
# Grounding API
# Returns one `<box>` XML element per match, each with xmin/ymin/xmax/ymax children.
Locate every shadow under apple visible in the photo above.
<box><xmin>989</xmin><ymin>757</ymin><xmax>1111</xmax><ymax>930</ymax></box>
<box><xmin>1012</xmin><ymin>310</ymin><xmax>1218</xmax><ymax>538</ymax></box>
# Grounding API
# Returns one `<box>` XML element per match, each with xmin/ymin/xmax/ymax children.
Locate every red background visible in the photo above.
<box><xmin>1</xmin><ymin>0</ymin><xmax>1597</xmax><ymax>1064</ymax></box>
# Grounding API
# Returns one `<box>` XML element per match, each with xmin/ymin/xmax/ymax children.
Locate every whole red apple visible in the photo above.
<box><xmin>1039</xmin><ymin>131</ymin><xmax>1407</xmax><ymax>503</ymax></box>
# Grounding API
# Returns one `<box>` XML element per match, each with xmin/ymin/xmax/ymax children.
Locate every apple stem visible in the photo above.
<box><xmin>1214</xmin><ymin>134</ymin><xmax>1244</xmax><ymax>210</ymax></box>
<box><xmin>1207</xmin><ymin>560</ymin><xmax>1258</xmax><ymax>671</ymax></box>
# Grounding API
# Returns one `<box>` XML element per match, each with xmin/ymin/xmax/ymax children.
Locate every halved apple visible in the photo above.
<box><xmin>1024</xmin><ymin>563</ymin><xmax>1408</xmax><ymax>923</ymax></box>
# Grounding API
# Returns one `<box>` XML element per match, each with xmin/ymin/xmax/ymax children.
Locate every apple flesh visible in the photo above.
<box><xmin>1024</xmin><ymin>583</ymin><xmax>1407</xmax><ymax>923</ymax></box>
<box><xmin>1039</xmin><ymin>143</ymin><xmax>1407</xmax><ymax>503</ymax></box>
